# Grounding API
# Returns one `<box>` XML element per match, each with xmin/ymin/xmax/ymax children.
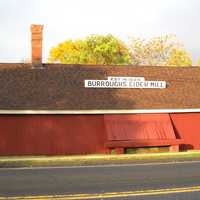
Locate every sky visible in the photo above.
<box><xmin>0</xmin><ymin>0</ymin><xmax>200</xmax><ymax>63</ymax></box>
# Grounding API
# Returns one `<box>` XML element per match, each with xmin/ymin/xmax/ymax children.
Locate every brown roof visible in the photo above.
<box><xmin>0</xmin><ymin>63</ymin><xmax>199</xmax><ymax>112</ymax></box>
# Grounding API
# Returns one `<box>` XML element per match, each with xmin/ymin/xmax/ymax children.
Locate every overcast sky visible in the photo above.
<box><xmin>0</xmin><ymin>0</ymin><xmax>200</xmax><ymax>63</ymax></box>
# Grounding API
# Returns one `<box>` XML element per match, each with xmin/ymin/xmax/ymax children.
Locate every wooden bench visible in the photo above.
<box><xmin>105</xmin><ymin>139</ymin><xmax>184</xmax><ymax>154</ymax></box>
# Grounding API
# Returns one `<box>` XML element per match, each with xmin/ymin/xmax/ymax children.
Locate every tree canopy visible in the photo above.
<box><xmin>48</xmin><ymin>34</ymin><xmax>131</xmax><ymax>65</ymax></box>
<box><xmin>48</xmin><ymin>34</ymin><xmax>193</xmax><ymax>66</ymax></box>
<box><xmin>128</xmin><ymin>35</ymin><xmax>192</xmax><ymax>66</ymax></box>
<box><xmin>196</xmin><ymin>59</ymin><xmax>200</xmax><ymax>66</ymax></box>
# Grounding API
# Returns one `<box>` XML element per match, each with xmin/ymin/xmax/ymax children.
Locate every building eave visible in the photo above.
<box><xmin>0</xmin><ymin>109</ymin><xmax>199</xmax><ymax>114</ymax></box>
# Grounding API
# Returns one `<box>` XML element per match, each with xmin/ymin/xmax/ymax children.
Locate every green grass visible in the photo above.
<box><xmin>0</xmin><ymin>151</ymin><xmax>200</xmax><ymax>168</ymax></box>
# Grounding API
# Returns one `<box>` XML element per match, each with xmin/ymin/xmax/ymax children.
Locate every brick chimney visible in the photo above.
<box><xmin>31</xmin><ymin>24</ymin><xmax>43</xmax><ymax>64</ymax></box>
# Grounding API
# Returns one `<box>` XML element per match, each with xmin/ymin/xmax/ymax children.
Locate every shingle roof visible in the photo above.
<box><xmin>0</xmin><ymin>63</ymin><xmax>199</xmax><ymax>112</ymax></box>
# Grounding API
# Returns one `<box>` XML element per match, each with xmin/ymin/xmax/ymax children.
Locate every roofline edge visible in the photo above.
<box><xmin>0</xmin><ymin>109</ymin><xmax>199</xmax><ymax>114</ymax></box>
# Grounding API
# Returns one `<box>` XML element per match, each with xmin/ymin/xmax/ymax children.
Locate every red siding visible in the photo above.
<box><xmin>104</xmin><ymin>114</ymin><xmax>176</xmax><ymax>140</ymax></box>
<box><xmin>170</xmin><ymin>113</ymin><xmax>200</xmax><ymax>150</ymax></box>
<box><xmin>0</xmin><ymin>115</ymin><xmax>107</xmax><ymax>155</ymax></box>
<box><xmin>0</xmin><ymin>113</ymin><xmax>200</xmax><ymax>155</ymax></box>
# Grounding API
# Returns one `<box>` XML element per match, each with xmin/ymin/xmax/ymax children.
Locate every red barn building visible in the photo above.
<box><xmin>0</xmin><ymin>25</ymin><xmax>200</xmax><ymax>156</ymax></box>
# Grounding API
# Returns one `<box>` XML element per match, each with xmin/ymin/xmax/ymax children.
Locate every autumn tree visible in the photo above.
<box><xmin>48</xmin><ymin>34</ymin><xmax>131</xmax><ymax>65</ymax></box>
<box><xmin>196</xmin><ymin>59</ymin><xmax>200</xmax><ymax>66</ymax></box>
<box><xmin>128</xmin><ymin>35</ymin><xmax>192</xmax><ymax>66</ymax></box>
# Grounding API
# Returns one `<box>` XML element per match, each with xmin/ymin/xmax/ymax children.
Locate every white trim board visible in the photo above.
<box><xmin>0</xmin><ymin>109</ymin><xmax>199</xmax><ymax>114</ymax></box>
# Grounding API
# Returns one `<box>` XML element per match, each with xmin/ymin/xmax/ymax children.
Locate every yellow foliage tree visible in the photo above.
<box><xmin>129</xmin><ymin>35</ymin><xmax>192</xmax><ymax>66</ymax></box>
<box><xmin>166</xmin><ymin>48</ymin><xmax>192</xmax><ymax>66</ymax></box>
<box><xmin>48</xmin><ymin>35</ymin><xmax>131</xmax><ymax>65</ymax></box>
<box><xmin>196</xmin><ymin>59</ymin><xmax>200</xmax><ymax>66</ymax></box>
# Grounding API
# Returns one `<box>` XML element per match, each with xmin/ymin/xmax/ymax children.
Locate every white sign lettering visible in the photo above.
<box><xmin>107</xmin><ymin>76</ymin><xmax>145</xmax><ymax>82</ymax></box>
<box><xmin>84</xmin><ymin>77</ymin><xmax>166</xmax><ymax>89</ymax></box>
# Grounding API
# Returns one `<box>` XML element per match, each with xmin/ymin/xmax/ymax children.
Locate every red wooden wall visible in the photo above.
<box><xmin>170</xmin><ymin>113</ymin><xmax>200</xmax><ymax>150</ymax></box>
<box><xmin>0</xmin><ymin>113</ymin><xmax>199</xmax><ymax>155</ymax></box>
<box><xmin>104</xmin><ymin>114</ymin><xmax>176</xmax><ymax>140</ymax></box>
<box><xmin>0</xmin><ymin>115</ymin><xmax>107</xmax><ymax>155</ymax></box>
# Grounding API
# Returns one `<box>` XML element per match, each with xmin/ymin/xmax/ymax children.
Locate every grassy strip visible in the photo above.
<box><xmin>0</xmin><ymin>151</ymin><xmax>200</xmax><ymax>168</ymax></box>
